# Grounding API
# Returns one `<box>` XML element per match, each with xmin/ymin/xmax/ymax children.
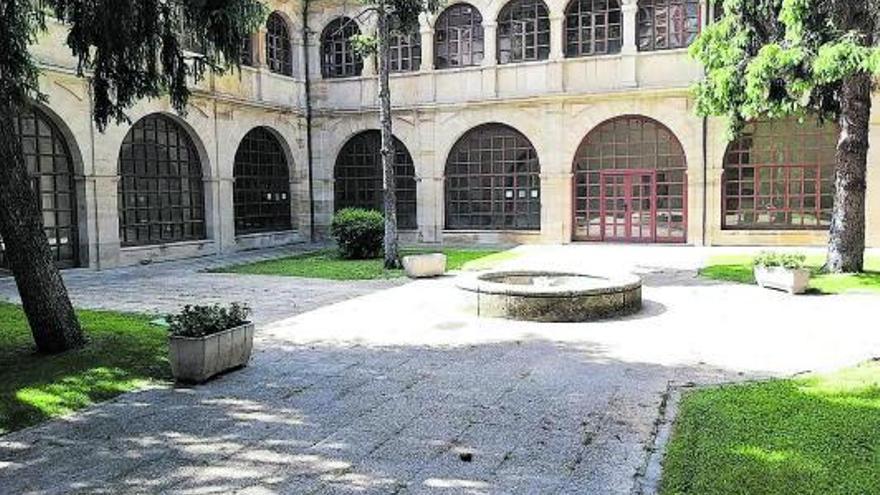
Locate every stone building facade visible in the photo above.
<box><xmin>12</xmin><ymin>0</ymin><xmax>880</xmax><ymax>269</ymax></box>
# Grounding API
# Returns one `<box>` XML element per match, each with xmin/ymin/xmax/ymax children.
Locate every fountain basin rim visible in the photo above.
<box><xmin>456</xmin><ymin>270</ymin><xmax>642</xmax><ymax>298</ymax></box>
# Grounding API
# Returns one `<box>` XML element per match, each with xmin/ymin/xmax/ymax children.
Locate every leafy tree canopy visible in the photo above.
<box><xmin>0</xmin><ymin>0</ymin><xmax>267</xmax><ymax>130</ymax></box>
<box><xmin>691</xmin><ymin>0</ymin><xmax>880</xmax><ymax>137</ymax></box>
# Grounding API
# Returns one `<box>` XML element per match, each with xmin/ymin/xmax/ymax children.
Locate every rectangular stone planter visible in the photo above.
<box><xmin>402</xmin><ymin>253</ymin><xmax>447</xmax><ymax>278</ymax></box>
<box><xmin>169</xmin><ymin>323</ymin><xmax>254</xmax><ymax>383</ymax></box>
<box><xmin>754</xmin><ymin>266</ymin><xmax>811</xmax><ymax>295</ymax></box>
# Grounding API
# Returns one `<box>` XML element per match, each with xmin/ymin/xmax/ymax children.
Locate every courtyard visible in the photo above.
<box><xmin>1</xmin><ymin>244</ymin><xmax>878</xmax><ymax>494</ymax></box>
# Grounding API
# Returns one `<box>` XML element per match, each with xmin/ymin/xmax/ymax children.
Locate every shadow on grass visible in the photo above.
<box><xmin>661</xmin><ymin>362</ymin><xmax>880</xmax><ymax>495</ymax></box>
<box><xmin>0</xmin><ymin>304</ymin><xmax>169</xmax><ymax>435</ymax></box>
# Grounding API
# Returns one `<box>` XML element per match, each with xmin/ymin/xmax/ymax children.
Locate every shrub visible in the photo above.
<box><xmin>331</xmin><ymin>208</ymin><xmax>384</xmax><ymax>259</ymax></box>
<box><xmin>167</xmin><ymin>303</ymin><xmax>251</xmax><ymax>338</ymax></box>
<box><xmin>753</xmin><ymin>251</ymin><xmax>807</xmax><ymax>270</ymax></box>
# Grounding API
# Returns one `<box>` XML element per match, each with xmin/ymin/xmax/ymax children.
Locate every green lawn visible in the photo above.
<box><xmin>699</xmin><ymin>254</ymin><xmax>880</xmax><ymax>294</ymax></box>
<box><xmin>213</xmin><ymin>247</ymin><xmax>517</xmax><ymax>280</ymax></box>
<box><xmin>0</xmin><ymin>303</ymin><xmax>169</xmax><ymax>434</ymax></box>
<box><xmin>661</xmin><ymin>361</ymin><xmax>880</xmax><ymax>495</ymax></box>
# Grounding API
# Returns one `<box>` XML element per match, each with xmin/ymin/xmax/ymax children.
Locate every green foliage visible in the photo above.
<box><xmin>166</xmin><ymin>303</ymin><xmax>251</xmax><ymax>338</ymax></box>
<box><xmin>753</xmin><ymin>251</ymin><xmax>807</xmax><ymax>269</ymax></box>
<box><xmin>0</xmin><ymin>303</ymin><xmax>169</xmax><ymax>434</ymax></box>
<box><xmin>661</xmin><ymin>361</ymin><xmax>880</xmax><ymax>495</ymax></box>
<box><xmin>331</xmin><ymin>208</ymin><xmax>385</xmax><ymax>260</ymax></box>
<box><xmin>351</xmin><ymin>0</ymin><xmax>442</xmax><ymax>55</ymax></box>
<box><xmin>699</xmin><ymin>253</ymin><xmax>880</xmax><ymax>293</ymax></box>
<box><xmin>213</xmin><ymin>248</ymin><xmax>513</xmax><ymax>280</ymax></box>
<box><xmin>691</xmin><ymin>0</ymin><xmax>880</xmax><ymax>136</ymax></box>
<box><xmin>2</xmin><ymin>0</ymin><xmax>267</xmax><ymax>128</ymax></box>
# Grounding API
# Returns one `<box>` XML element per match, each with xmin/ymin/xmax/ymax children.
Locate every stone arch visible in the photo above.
<box><xmin>233</xmin><ymin>126</ymin><xmax>294</xmax><ymax>234</ymax></box>
<box><xmin>334</xmin><ymin>130</ymin><xmax>418</xmax><ymax>229</ymax></box>
<box><xmin>444</xmin><ymin>122</ymin><xmax>541</xmax><ymax>231</ymax></box>
<box><xmin>572</xmin><ymin>115</ymin><xmax>688</xmax><ymax>243</ymax></box>
<box><xmin>117</xmin><ymin>113</ymin><xmax>208</xmax><ymax>246</ymax></box>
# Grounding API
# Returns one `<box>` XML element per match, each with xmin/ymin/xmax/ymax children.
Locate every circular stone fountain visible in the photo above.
<box><xmin>457</xmin><ymin>271</ymin><xmax>642</xmax><ymax>322</ymax></box>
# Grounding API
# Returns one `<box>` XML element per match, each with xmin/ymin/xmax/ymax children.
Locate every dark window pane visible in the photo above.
<box><xmin>118</xmin><ymin>115</ymin><xmax>206</xmax><ymax>247</ymax></box>
<box><xmin>434</xmin><ymin>4</ymin><xmax>484</xmax><ymax>69</ymax></box>
<box><xmin>637</xmin><ymin>0</ymin><xmax>700</xmax><ymax>52</ymax></box>
<box><xmin>445</xmin><ymin>124</ymin><xmax>541</xmax><ymax>231</ymax></box>
<box><xmin>233</xmin><ymin>128</ymin><xmax>293</xmax><ymax>234</ymax></box>
<box><xmin>266</xmin><ymin>12</ymin><xmax>293</xmax><ymax>76</ymax></box>
<box><xmin>722</xmin><ymin>119</ymin><xmax>837</xmax><ymax>231</ymax></box>
<box><xmin>334</xmin><ymin>131</ymin><xmax>418</xmax><ymax>229</ymax></box>
<box><xmin>322</xmin><ymin>17</ymin><xmax>364</xmax><ymax>78</ymax></box>
<box><xmin>1</xmin><ymin>107</ymin><xmax>79</xmax><ymax>268</ymax></box>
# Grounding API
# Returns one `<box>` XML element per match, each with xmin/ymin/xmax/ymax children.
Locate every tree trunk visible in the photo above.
<box><xmin>377</xmin><ymin>5</ymin><xmax>400</xmax><ymax>269</ymax></box>
<box><xmin>827</xmin><ymin>72</ymin><xmax>872</xmax><ymax>273</ymax></box>
<box><xmin>0</xmin><ymin>104</ymin><xmax>84</xmax><ymax>353</ymax></box>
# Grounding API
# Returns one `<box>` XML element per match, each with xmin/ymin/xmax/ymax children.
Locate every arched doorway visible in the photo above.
<box><xmin>0</xmin><ymin>106</ymin><xmax>80</xmax><ymax>269</ymax></box>
<box><xmin>334</xmin><ymin>131</ymin><xmax>418</xmax><ymax>229</ymax></box>
<box><xmin>572</xmin><ymin>115</ymin><xmax>687</xmax><ymax>243</ymax></box>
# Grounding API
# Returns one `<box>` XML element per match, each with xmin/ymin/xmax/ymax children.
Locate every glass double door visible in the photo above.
<box><xmin>600</xmin><ymin>171</ymin><xmax>656</xmax><ymax>242</ymax></box>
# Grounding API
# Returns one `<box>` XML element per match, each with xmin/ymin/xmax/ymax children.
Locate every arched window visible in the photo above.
<box><xmin>1</xmin><ymin>106</ymin><xmax>79</xmax><ymax>269</ymax></box>
<box><xmin>233</xmin><ymin>128</ymin><xmax>292</xmax><ymax>235</ymax></box>
<box><xmin>573</xmin><ymin>116</ymin><xmax>687</xmax><ymax>243</ymax></box>
<box><xmin>118</xmin><ymin>114</ymin><xmax>206</xmax><ymax>246</ymax></box>
<box><xmin>723</xmin><ymin>119</ymin><xmax>837</xmax><ymax>230</ymax></box>
<box><xmin>322</xmin><ymin>17</ymin><xmax>363</xmax><ymax>79</ymax></box>
<box><xmin>565</xmin><ymin>0</ymin><xmax>623</xmax><ymax>57</ymax></box>
<box><xmin>497</xmin><ymin>0</ymin><xmax>550</xmax><ymax>64</ymax></box>
<box><xmin>389</xmin><ymin>32</ymin><xmax>422</xmax><ymax>73</ymax></box>
<box><xmin>335</xmin><ymin>131</ymin><xmax>417</xmax><ymax>229</ymax></box>
<box><xmin>445</xmin><ymin>124</ymin><xmax>541</xmax><ymax>230</ymax></box>
<box><xmin>266</xmin><ymin>12</ymin><xmax>293</xmax><ymax>76</ymax></box>
<box><xmin>241</xmin><ymin>36</ymin><xmax>254</xmax><ymax>66</ymax></box>
<box><xmin>434</xmin><ymin>4</ymin><xmax>484</xmax><ymax>69</ymax></box>
<box><xmin>637</xmin><ymin>0</ymin><xmax>700</xmax><ymax>52</ymax></box>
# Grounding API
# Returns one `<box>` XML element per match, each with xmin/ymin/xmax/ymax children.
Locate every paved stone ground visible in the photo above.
<box><xmin>0</xmin><ymin>243</ymin><xmax>403</xmax><ymax>325</ymax></box>
<box><xmin>1</xmin><ymin>244</ymin><xmax>879</xmax><ymax>494</ymax></box>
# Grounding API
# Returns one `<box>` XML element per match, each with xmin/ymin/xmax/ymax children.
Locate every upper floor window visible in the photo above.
<box><xmin>565</xmin><ymin>0</ymin><xmax>623</xmax><ymax>57</ymax></box>
<box><xmin>434</xmin><ymin>4</ymin><xmax>484</xmax><ymax>69</ymax></box>
<box><xmin>389</xmin><ymin>32</ymin><xmax>422</xmax><ymax>73</ymax></box>
<box><xmin>240</xmin><ymin>37</ymin><xmax>254</xmax><ymax>67</ymax></box>
<box><xmin>497</xmin><ymin>0</ymin><xmax>550</xmax><ymax>63</ymax></box>
<box><xmin>322</xmin><ymin>17</ymin><xmax>364</xmax><ymax>78</ymax></box>
<box><xmin>266</xmin><ymin>12</ymin><xmax>293</xmax><ymax>76</ymax></box>
<box><xmin>637</xmin><ymin>0</ymin><xmax>700</xmax><ymax>52</ymax></box>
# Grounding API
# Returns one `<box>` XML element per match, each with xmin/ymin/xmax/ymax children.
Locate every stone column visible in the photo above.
<box><xmin>362</xmin><ymin>54</ymin><xmax>376</xmax><ymax>77</ymax></box>
<box><xmin>420</xmin><ymin>24</ymin><xmax>434</xmax><ymax>71</ymax></box>
<box><xmin>482</xmin><ymin>21</ymin><xmax>497</xmax><ymax>66</ymax></box>
<box><xmin>550</xmin><ymin>14</ymin><xmax>565</xmax><ymax>61</ymax></box>
<box><xmin>700</xmin><ymin>0</ymin><xmax>710</xmax><ymax>29</ymax></box>
<box><xmin>254</xmin><ymin>29</ymin><xmax>268</xmax><ymax>69</ymax></box>
<box><xmin>621</xmin><ymin>0</ymin><xmax>638</xmax><ymax>55</ymax></box>
<box><xmin>619</xmin><ymin>0</ymin><xmax>639</xmax><ymax>87</ymax></box>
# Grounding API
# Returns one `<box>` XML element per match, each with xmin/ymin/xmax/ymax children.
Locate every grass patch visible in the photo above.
<box><xmin>0</xmin><ymin>303</ymin><xmax>169</xmax><ymax>434</ymax></box>
<box><xmin>213</xmin><ymin>247</ymin><xmax>515</xmax><ymax>281</ymax></box>
<box><xmin>661</xmin><ymin>361</ymin><xmax>880</xmax><ymax>495</ymax></box>
<box><xmin>699</xmin><ymin>254</ymin><xmax>880</xmax><ymax>294</ymax></box>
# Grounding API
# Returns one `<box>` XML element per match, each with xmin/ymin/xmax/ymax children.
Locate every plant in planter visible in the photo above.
<box><xmin>753</xmin><ymin>252</ymin><xmax>811</xmax><ymax>294</ymax></box>
<box><xmin>167</xmin><ymin>303</ymin><xmax>254</xmax><ymax>383</ymax></box>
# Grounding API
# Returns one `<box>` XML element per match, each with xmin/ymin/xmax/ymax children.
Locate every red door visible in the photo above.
<box><xmin>600</xmin><ymin>171</ymin><xmax>656</xmax><ymax>242</ymax></box>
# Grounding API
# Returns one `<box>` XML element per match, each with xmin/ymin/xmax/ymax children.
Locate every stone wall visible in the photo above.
<box><xmin>25</xmin><ymin>0</ymin><xmax>880</xmax><ymax>269</ymax></box>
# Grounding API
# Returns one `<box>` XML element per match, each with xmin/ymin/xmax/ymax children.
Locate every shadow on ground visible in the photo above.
<box><xmin>0</xmin><ymin>339</ymin><xmax>733</xmax><ymax>494</ymax></box>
